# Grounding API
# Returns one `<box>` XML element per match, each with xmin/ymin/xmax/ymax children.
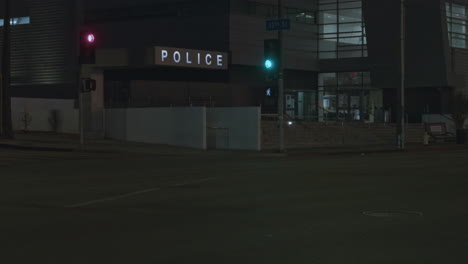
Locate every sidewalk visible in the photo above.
<box><xmin>284</xmin><ymin>143</ymin><xmax>468</xmax><ymax>157</ymax></box>
<box><xmin>1</xmin><ymin>131</ymin><xmax>467</xmax><ymax>157</ymax></box>
<box><xmin>0</xmin><ymin>132</ymin><xmax>204</xmax><ymax>156</ymax></box>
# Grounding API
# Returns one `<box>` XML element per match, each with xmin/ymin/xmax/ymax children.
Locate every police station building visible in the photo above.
<box><xmin>3</xmin><ymin>0</ymin><xmax>468</xmax><ymax>147</ymax></box>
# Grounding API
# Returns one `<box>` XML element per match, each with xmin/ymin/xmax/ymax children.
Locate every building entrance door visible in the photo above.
<box><xmin>338</xmin><ymin>89</ymin><xmax>363</xmax><ymax>121</ymax></box>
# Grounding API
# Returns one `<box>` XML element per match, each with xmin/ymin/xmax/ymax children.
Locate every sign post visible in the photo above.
<box><xmin>264</xmin><ymin>5</ymin><xmax>290</xmax><ymax>153</ymax></box>
<box><xmin>78</xmin><ymin>77</ymin><xmax>96</xmax><ymax>147</ymax></box>
<box><xmin>79</xmin><ymin>88</ymin><xmax>84</xmax><ymax>146</ymax></box>
<box><xmin>1</xmin><ymin>0</ymin><xmax>13</xmax><ymax>139</ymax></box>
<box><xmin>399</xmin><ymin>0</ymin><xmax>406</xmax><ymax>149</ymax></box>
<box><xmin>276</xmin><ymin>2</ymin><xmax>287</xmax><ymax>152</ymax></box>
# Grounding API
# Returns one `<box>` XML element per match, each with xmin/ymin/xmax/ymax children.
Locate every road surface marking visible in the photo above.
<box><xmin>64</xmin><ymin>177</ymin><xmax>216</xmax><ymax>208</ymax></box>
<box><xmin>169</xmin><ymin>177</ymin><xmax>215</xmax><ymax>187</ymax></box>
<box><xmin>64</xmin><ymin>187</ymin><xmax>162</xmax><ymax>208</ymax></box>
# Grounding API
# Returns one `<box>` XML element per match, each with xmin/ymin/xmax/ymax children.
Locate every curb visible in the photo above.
<box><xmin>0</xmin><ymin>143</ymin><xmax>77</xmax><ymax>152</ymax></box>
<box><xmin>0</xmin><ymin>142</ymin><xmax>159</xmax><ymax>155</ymax></box>
<box><xmin>407</xmin><ymin>145</ymin><xmax>468</xmax><ymax>152</ymax></box>
<box><xmin>287</xmin><ymin>148</ymin><xmax>404</xmax><ymax>157</ymax></box>
<box><xmin>287</xmin><ymin>145</ymin><xmax>468</xmax><ymax>157</ymax></box>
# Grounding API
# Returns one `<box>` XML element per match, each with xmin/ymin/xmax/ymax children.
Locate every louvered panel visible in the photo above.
<box><xmin>0</xmin><ymin>0</ymin><xmax>74</xmax><ymax>86</ymax></box>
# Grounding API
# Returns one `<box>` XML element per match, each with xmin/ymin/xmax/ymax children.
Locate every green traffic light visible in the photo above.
<box><xmin>265</xmin><ymin>59</ymin><xmax>274</xmax><ymax>69</ymax></box>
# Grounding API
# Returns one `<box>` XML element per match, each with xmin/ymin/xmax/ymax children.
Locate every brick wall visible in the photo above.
<box><xmin>262</xmin><ymin>121</ymin><xmax>425</xmax><ymax>149</ymax></box>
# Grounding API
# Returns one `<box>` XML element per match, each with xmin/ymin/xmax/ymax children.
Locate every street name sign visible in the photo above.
<box><xmin>266</xmin><ymin>19</ymin><xmax>291</xmax><ymax>31</ymax></box>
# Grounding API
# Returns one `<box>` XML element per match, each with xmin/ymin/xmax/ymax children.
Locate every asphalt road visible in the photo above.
<box><xmin>1</xmin><ymin>148</ymin><xmax>468</xmax><ymax>264</ymax></box>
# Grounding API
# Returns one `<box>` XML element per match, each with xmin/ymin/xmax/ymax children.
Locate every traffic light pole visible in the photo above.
<box><xmin>75</xmin><ymin>0</ymin><xmax>85</xmax><ymax>147</ymax></box>
<box><xmin>79</xmin><ymin>76</ymin><xmax>84</xmax><ymax>146</ymax></box>
<box><xmin>277</xmin><ymin>0</ymin><xmax>285</xmax><ymax>152</ymax></box>
<box><xmin>1</xmin><ymin>0</ymin><xmax>13</xmax><ymax>139</ymax></box>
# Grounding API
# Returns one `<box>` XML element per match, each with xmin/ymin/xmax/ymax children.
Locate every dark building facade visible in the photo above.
<box><xmin>82</xmin><ymin>0</ymin><xmax>316</xmax><ymax>111</ymax></box>
<box><xmin>0</xmin><ymin>0</ymin><xmax>77</xmax><ymax>98</ymax></box>
<box><xmin>1</xmin><ymin>0</ymin><xmax>467</xmax><ymax>127</ymax></box>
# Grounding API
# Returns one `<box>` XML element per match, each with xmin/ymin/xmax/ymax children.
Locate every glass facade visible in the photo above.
<box><xmin>234</xmin><ymin>1</ymin><xmax>316</xmax><ymax>24</ymax></box>
<box><xmin>284</xmin><ymin>90</ymin><xmax>318</xmax><ymax>121</ymax></box>
<box><xmin>318</xmin><ymin>0</ymin><xmax>367</xmax><ymax>59</ymax></box>
<box><xmin>446</xmin><ymin>2</ymin><xmax>468</xmax><ymax>49</ymax></box>
<box><xmin>283</xmin><ymin>72</ymin><xmax>383</xmax><ymax>123</ymax></box>
<box><xmin>318</xmin><ymin>72</ymin><xmax>384</xmax><ymax>122</ymax></box>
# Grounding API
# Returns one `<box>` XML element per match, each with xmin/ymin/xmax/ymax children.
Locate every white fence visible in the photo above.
<box><xmin>106</xmin><ymin>107</ymin><xmax>207</xmax><ymax>149</ymax></box>
<box><xmin>207</xmin><ymin>107</ymin><xmax>261</xmax><ymax>151</ymax></box>
<box><xmin>105</xmin><ymin>107</ymin><xmax>261</xmax><ymax>150</ymax></box>
<box><xmin>9</xmin><ymin>100</ymin><xmax>261</xmax><ymax>151</ymax></box>
<box><xmin>11</xmin><ymin>98</ymin><xmax>78</xmax><ymax>133</ymax></box>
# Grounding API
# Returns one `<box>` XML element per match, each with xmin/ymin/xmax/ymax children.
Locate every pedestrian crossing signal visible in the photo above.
<box><xmin>264</xmin><ymin>39</ymin><xmax>280</xmax><ymax>80</ymax></box>
<box><xmin>81</xmin><ymin>78</ymin><xmax>97</xmax><ymax>92</ymax></box>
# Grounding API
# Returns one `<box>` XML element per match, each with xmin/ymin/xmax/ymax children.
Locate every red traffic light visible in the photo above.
<box><xmin>86</xmin><ymin>33</ymin><xmax>95</xmax><ymax>44</ymax></box>
<box><xmin>79</xmin><ymin>31</ymin><xmax>96</xmax><ymax>64</ymax></box>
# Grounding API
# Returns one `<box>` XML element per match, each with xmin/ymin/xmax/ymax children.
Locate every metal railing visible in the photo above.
<box><xmin>263</xmin><ymin>105</ymin><xmax>384</xmax><ymax>124</ymax></box>
<box><xmin>189</xmin><ymin>96</ymin><xmax>215</xmax><ymax>107</ymax></box>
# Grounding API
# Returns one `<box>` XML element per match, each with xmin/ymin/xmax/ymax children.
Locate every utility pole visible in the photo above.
<box><xmin>399</xmin><ymin>0</ymin><xmax>406</xmax><ymax>149</ymax></box>
<box><xmin>1</xmin><ymin>0</ymin><xmax>13</xmax><ymax>139</ymax></box>
<box><xmin>75</xmin><ymin>0</ymin><xmax>85</xmax><ymax>147</ymax></box>
<box><xmin>79</xmin><ymin>79</ymin><xmax>84</xmax><ymax>146</ymax></box>
<box><xmin>277</xmin><ymin>0</ymin><xmax>285</xmax><ymax>152</ymax></box>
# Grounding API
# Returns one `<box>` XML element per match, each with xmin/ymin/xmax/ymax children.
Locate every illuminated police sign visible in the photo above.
<box><xmin>154</xmin><ymin>46</ymin><xmax>228</xmax><ymax>70</ymax></box>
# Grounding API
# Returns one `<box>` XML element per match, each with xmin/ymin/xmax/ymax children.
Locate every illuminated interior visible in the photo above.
<box><xmin>318</xmin><ymin>0</ymin><xmax>367</xmax><ymax>59</ymax></box>
<box><xmin>0</xmin><ymin>17</ymin><xmax>30</xmax><ymax>27</ymax></box>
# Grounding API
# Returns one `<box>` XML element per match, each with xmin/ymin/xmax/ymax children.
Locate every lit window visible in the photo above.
<box><xmin>0</xmin><ymin>16</ymin><xmax>30</xmax><ymax>27</ymax></box>
<box><xmin>245</xmin><ymin>1</ymin><xmax>316</xmax><ymax>24</ymax></box>
<box><xmin>318</xmin><ymin>71</ymin><xmax>380</xmax><ymax>122</ymax></box>
<box><xmin>446</xmin><ymin>2</ymin><xmax>468</xmax><ymax>49</ymax></box>
<box><xmin>318</xmin><ymin>0</ymin><xmax>367</xmax><ymax>59</ymax></box>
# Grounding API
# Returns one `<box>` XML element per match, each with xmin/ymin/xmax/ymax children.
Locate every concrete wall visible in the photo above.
<box><xmin>105</xmin><ymin>108</ymin><xmax>127</xmax><ymax>140</ymax></box>
<box><xmin>207</xmin><ymin>107</ymin><xmax>261</xmax><ymax>150</ymax></box>
<box><xmin>230</xmin><ymin>0</ymin><xmax>317</xmax><ymax>71</ymax></box>
<box><xmin>363</xmin><ymin>0</ymin><xmax>447</xmax><ymax>90</ymax></box>
<box><xmin>11</xmin><ymin>97</ymin><xmax>78</xmax><ymax>133</ymax></box>
<box><xmin>448</xmin><ymin>48</ymin><xmax>468</xmax><ymax>95</ymax></box>
<box><xmin>105</xmin><ymin>107</ymin><xmax>207</xmax><ymax>149</ymax></box>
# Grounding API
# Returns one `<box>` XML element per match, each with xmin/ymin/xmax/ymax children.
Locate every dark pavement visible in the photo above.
<box><xmin>1</xmin><ymin>146</ymin><xmax>468</xmax><ymax>263</ymax></box>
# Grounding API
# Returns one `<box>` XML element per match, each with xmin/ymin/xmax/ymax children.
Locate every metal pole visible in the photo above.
<box><xmin>400</xmin><ymin>0</ymin><xmax>406</xmax><ymax>149</ymax></box>
<box><xmin>75</xmin><ymin>0</ymin><xmax>84</xmax><ymax>146</ymax></box>
<box><xmin>277</xmin><ymin>0</ymin><xmax>285</xmax><ymax>152</ymax></box>
<box><xmin>0</xmin><ymin>84</ymin><xmax>2</xmax><ymax>136</ymax></box>
<box><xmin>79</xmin><ymin>81</ymin><xmax>84</xmax><ymax>146</ymax></box>
<box><xmin>1</xmin><ymin>0</ymin><xmax>13</xmax><ymax>139</ymax></box>
<box><xmin>0</xmin><ymin>74</ymin><xmax>3</xmax><ymax>136</ymax></box>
